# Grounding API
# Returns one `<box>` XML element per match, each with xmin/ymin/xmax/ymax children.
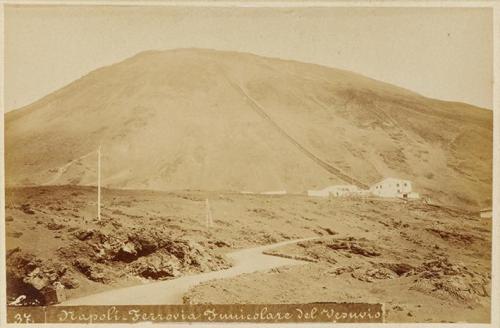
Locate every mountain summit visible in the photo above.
<box><xmin>5</xmin><ymin>49</ymin><xmax>492</xmax><ymax>209</ymax></box>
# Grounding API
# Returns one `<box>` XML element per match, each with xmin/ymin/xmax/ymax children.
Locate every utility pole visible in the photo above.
<box><xmin>97</xmin><ymin>145</ymin><xmax>101</xmax><ymax>221</ymax></box>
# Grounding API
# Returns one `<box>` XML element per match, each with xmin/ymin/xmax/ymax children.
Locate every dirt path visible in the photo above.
<box><xmin>44</xmin><ymin>151</ymin><xmax>95</xmax><ymax>185</ymax></box>
<box><xmin>59</xmin><ymin>238</ymin><xmax>314</xmax><ymax>305</ymax></box>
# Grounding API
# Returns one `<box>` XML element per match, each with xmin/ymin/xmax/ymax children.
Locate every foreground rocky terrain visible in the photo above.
<box><xmin>5</xmin><ymin>186</ymin><xmax>491</xmax><ymax>323</ymax></box>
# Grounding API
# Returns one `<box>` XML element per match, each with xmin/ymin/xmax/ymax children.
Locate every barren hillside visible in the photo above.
<box><xmin>5</xmin><ymin>49</ymin><xmax>492</xmax><ymax>209</ymax></box>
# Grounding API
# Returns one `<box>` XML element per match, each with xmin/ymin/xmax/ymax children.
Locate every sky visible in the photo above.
<box><xmin>4</xmin><ymin>5</ymin><xmax>493</xmax><ymax>111</ymax></box>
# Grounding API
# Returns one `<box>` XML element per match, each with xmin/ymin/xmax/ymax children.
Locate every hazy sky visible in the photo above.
<box><xmin>4</xmin><ymin>5</ymin><xmax>493</xmax><ymax>111</ymax></box>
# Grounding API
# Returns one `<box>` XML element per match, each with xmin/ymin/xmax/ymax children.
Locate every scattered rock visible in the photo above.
<box><xmin>392</xmin><ymin>305</ymin><xmax>404</xmax><ymax>311</ymax></box>
<box><xmin>426</xmin><ymin>228</ymin><xmax>476</xmax><ymax>246</ymax></box>
<box><xmin>327</xmin><ymin>238</ymin><xmax>381</xmax><ymax>257</ymax></box>
<box><xmin>41</xmin><ymin>284</ymin><xmax>67</xmax><ymax>305</ymax></box>
<box><xmin>330</xmin><ymin>266</ymin><xmax>355</xmax><ymax>275</ymax></box>
<box><xmin>380</xmin><ymin>262</ymin><xmax>415</xmax><ymax>276</ymax></box>
<box><xmin>72</xmin><ymin>259</ymin><xmax>110</xmax><ymax>283</ymax></box>
<box><xmin>59</xmin><ymin>276</ymin><xmax>80</xmax><ymax>289</ymax></box>
<box><xmin>410</xmin><ymin>257</ymin><xmax>489</xmax><ymax>302</ymax></box>
<box><xmin>132</xmin><ymin>233</ymin><xmax>158</xmax><ymax>255</ymax></box>
<box><xmin>212</xmin><ymin>240</ymin><xmax>231</xmax><ymax>248</ymax></box>
<box><xmin>21</xmin><ymin>204</ymin><xmax>35</xmax><ymax>215</ymax></box>
<box><xmin>140</xmin><ymin>264</ymin><xmax>179</xmax><ymax>279</ymax></box>
<box><xmin>24</xmin><ymin>271</ymin><xmax>49</xmax><ymax>290</ymax></box>
<box><xmin>7</xmin><ymin>247</ymin><xmax>21</xmax><ymax>258</ymax></box>
<box><xmin>115</xmin><ymin>242</ymin><xmax>138</xmax><ymax>262</ymax></box>
<box><xmin>321</xmin><ymin>227</ymin><xmax>337</xmax><ymax>235</ymax></box>
<box><xmin>352</xmin><ymin>267</ymin><xmax>397</xmax><ymax>282</ymax></box>
<box><xmin>47</xmin><ymin>222</ymin><xmax>65</xmax><ymax>230</ymax></box>
<box><xmin>134</xmin><ymin>255</ymin><xmax>181</xmax><ymax>280</ymax></box>
<box><xmin>6</xmin><ymin>250</ymin><xmax>75</xmax><ymax>305</ymax></box>
<box><xmin>248</xmin><ymin>208</ymin><xmax>276</xmax><ymax>219</ymax></box>
<box><xmin>7</xmin><ymin>231</ymin><xmax>23</xmax><ymax>238</ymax></box>
<box><xmin>350</xmin><ymin>244</ymin><xmax>381</xmax><ymax>257</ymax></box>
<box><xmin>73</xmin><ymin>229</ymin><xmax>94</xmax><ymax>241</ymax></box>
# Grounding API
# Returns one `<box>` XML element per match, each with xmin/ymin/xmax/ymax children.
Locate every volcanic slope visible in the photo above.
<box><xmin>5</xmin><ymin>49</ymin><xmax>492</xmax><ymax>209</ymax></box>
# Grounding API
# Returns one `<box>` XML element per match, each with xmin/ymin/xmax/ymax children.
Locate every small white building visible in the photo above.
<box><xmin>370</xmin><ymin>177</ymin><xmax>418</xmax><ymax>199</ymax></box>
<box><xmin>324</xmin><ymin>185</ymin><xmax>360</xmax><ymax>197</ymax></box>
<box><xmin>260</xmin><ymin>190</ymin><xmax>287</xmax><ymax>195</ymax></box>
<box><xmin>308</xmin><ymin>184</ymin><xmax>361</xmax><ymax>198</ymax></box>
<box><xmin>407</xmin><ymin>192</ymin><xmax>420</xmax><ymax>199</ymax></box>
<box><xmin>307</xmin><ymin>189</ymin><xmax>330</xmax><ymax>197</ymax></box>
<box><xmin>479</xmin><ymin>208</ymin><xmax>492</xmax><ymax>219</ymax></box>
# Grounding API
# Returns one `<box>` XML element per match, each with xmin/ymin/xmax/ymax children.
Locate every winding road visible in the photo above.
<box><xmin>60</xmin><ymin>238</ymin><xmax>313</xmax><ymax>305</ymax></box>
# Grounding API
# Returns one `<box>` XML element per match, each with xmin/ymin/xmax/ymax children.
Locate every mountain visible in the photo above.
<box><xmin>5</xmin><ymin>48</ymin><xmax>492</xmax><ymax>210</ymax></box>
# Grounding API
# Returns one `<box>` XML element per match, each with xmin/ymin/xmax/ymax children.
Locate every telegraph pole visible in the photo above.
<box><xmin>97</xmin><ymin>145</ymin><xmax>101</xmax><ymax>221</ymax></box>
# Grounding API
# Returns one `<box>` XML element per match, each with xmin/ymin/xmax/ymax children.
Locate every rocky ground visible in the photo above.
<box><xmin>5</xmin><ymin>186</ymin><xmax>491</xmax><ymax>323</ymax></box>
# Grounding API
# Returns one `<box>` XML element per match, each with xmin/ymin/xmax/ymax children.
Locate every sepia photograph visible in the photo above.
<box><xmin>1</xmin><ymin>1</ymin><xmax>497</xmax><ymax>325</ymax></box>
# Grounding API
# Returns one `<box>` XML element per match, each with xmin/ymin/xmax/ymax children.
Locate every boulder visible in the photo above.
<box><xmin>73</xmin><ymin>259</ymin><xmax>110</xmax><ymax>283</ymax></box>
<box><xmin>140</xmin><ymin>263</ymin><xmax>180</xmax><ymax>279</ymax></box>
<box><xmin>21</xmin><ymin>204</ymin><xmax>35</xmax><ymax>215</ymax></box>
<box><xmin>59</xmin><ymin>275</ymin><xmax>80</xmax><ymax>289</ymax></box>
<box><xmin>73</xmin><ymin>229</ymin><xmax>94</xmax><ymax>241</ymax></box>
<box><xmin>47</xmin><ymin>221</ymin><xmax>65</xmax><ymax>230</ymax></box>
<box><xmin>133</xmin><ymin>255</ymin><xmax>181</xmax><ymax>280</ymax></box>
<box><xmin>41</xmin><ymin>285</ymin><xmax>67</xmax><ymax>305</ymax></box>
<box><xmin>133</xmin><ymin>233</ymin><xmax>158</xmax><ymax>255</ymax></box>
<box><xmin>115</xmin><ymin>242</ymin><xmax>138</xmax><ymax>262</ymax></box>
<box><xmin>23</xmin><ymin>273</ymin><xmax>49</xmax><ymax>291</ymax></box>
<box><xmin>380</xmin><ymin>262</ymin><xmax>415</xmax><ymax>276</ymax></box>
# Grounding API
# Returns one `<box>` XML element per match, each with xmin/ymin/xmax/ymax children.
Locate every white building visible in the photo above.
<box><xmin>260</xmin><ymin>190</ymin><xmax>287</xmax><ymax>195</ymax></box>
<box><xmin>324</xmin><ymin>185</ymin><xmax>360</xmax><ymax>197</ymax></box>
<box><xmin>307</xmin><ymin>189</ymin><xmax>330</xmax><ymax>197</ymax></box>
<box><xmin>370</xmin><ymin>177</ymin><xmax>419</xmax><ymax>199</ymax></box>
<box><xmin>308</xmin><ymin>184</ymin><xmax>361</xmax><ymax>198</ymax></box>
<box><xmin>479</xmin><ymin>208</ymin><xmax>492</xmax><ymax>219</ymax></box>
